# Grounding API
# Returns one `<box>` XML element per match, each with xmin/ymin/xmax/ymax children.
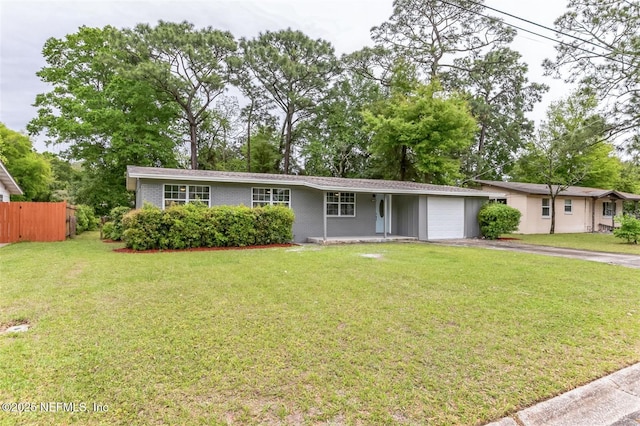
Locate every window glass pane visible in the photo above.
<box><xmin>327</xmin><ymin>204</ymin><xmax>338</xmax><ymax>215</ymax></box>
<box><xmin>327</xmin><ymin>193</ymin><xmax>339</xmax><ymax>203</ymax></box>
<box><xmin>341</xmin><ymin>204</ymin><xmax>355</xmax><ymax>216</ymax></box>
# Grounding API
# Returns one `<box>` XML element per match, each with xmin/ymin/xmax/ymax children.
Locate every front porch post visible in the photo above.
<box><xmin>383</xmin><ymin>194</ymin><xmax>389</xmax><ymax>239</ymax></box>
<box><xmin>591</xmin><ymin>198</ymin><xmax>596</xmax><ymax>233</ymax></box>
<box><xmin>323</xmin><ymin>191</ymin><xmax>327</xmax><ymax>241</ymax></box>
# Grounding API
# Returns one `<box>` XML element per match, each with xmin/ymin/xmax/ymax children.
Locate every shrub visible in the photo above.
<box><xmin>75</xmin><ymin>204</ymin><xmax>99</xmax><ymax>234</ymax></box>
<box><xmin>102</xmin><ymin>222</ymin><xmax>115</xmax><ymax>240</ymax></box>
<box><xmin>121</xmin><ymin>204</ymin><xmax>295</xmax><ymax>250</ymax></box>
<box><xmin>614</xmin><ymin>214</ymin><xmax>640</xmax><ymax>244</ymax></box>
<box><xmin>106</xmin><ymin>206</ymin><xmax>131</xmax><ymax>241</ymax></box>
<box><xmin>478</xmin><ymin>202</ymin><xmax>522</xmax><ymax>240</ymax></box>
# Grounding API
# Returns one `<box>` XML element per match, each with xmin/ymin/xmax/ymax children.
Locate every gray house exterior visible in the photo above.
<box><xmin>126</xmin><ymin>166</ymin><xmax>496</xmax><ymax>243</ymax></box>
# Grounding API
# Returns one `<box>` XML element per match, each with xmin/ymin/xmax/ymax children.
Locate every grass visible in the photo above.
<box><xmin>1</xmin><ymin>233</ymin><xmax>640</xmax><ymax>425</ymax></box>
<box><xmin>504</xmin><ymin>232</ymin><xmax>640</xmax><ymax>255</ymax></box>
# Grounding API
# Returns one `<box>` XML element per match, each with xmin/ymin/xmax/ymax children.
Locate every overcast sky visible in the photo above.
<box><xmin>0</xmin><ymin>0</ymin><xmax>569</xmax><ymax>152</ymax></box>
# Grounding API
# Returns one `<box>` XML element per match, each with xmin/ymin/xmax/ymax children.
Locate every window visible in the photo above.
<box><xmin>602</xmin><ymin>201</ymin><xmax>616</xmax><ymax>217</ymax></box>
<box><xmin>564</xmin><ymin>199</ymin><xmax>572</xmax><ymax>214</ymax></box>
<box><xmin>490</xmin><ymin>198</ymin><xmax>507</xmax><ymax>204</ymax></box>
<box><xmin>252</xmin><ymin>188</ymin><xmax>290</xmax><ymax>207</ymax></box>
<box><xmin>326</xmin><ymin>192</ymin><xmax>355</xmax><ymax>217</ymax></box>
<box><xmin>163</xmin><ymin>184</ymin><xmax>210</xmax><ymax>208</ymax></box>
<box><xmin>541</xmin><ymin>198</ymin><xmax>550</xmax><ymax>217</ymax></box>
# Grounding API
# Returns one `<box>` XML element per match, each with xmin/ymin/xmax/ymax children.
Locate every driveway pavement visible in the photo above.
<box><xmin>432</xmin><ymin>238</ymin><xmax>640</xmax><ymax>269</ymax></box>
<box><xmin>432</xmin><ymin>238</ymin><xmax>640</xmax><ymax>425</ymax></box>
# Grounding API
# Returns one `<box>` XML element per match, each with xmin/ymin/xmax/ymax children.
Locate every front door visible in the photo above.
<box><xmin>375</xmin><ymin>194</ymin><xmax>385</xmax><ymax>233</ymax></box>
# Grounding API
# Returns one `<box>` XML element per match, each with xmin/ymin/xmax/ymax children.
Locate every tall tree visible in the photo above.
<box><xmin>449</xmin><ymin>48</ymin><xmax>548</xmax><ymax>180</ymax></box>
<box><xmin>240</xmin><ymin>29</ymin><xmax>339</xmax><ymax>174</ymax></box>
<box><xmin>511</xmin><ymin>93</ymin><xmax>609</xmax><ymax>233</ymax></box>
<box><xmin>28</xmin><ymin>26</ymin><xmax>179</xmax><ymax>211</ymax></box>
<box><xmin>0</xmin><ymin>123</ymin><xmax>52</xmax><ymax>201</ymax></box>
<box><xmin>120</xmin><ymin>21</ymin><xmax>238</xmax><ymax>170</ymax></box>
<box><xmin>301</xmin><ymin>71</ymin><xmax>382</xmax><ymax>177</ymax></box>
<box><xmin>370</xmin><ymin>0</ymin><xmax>515</xmax><ymax>80</ymax></box>
<box><xmin>544</xmin><ymin>0</ymin><xmax>640</xmax><ymax>142</ymax></box>
<box><xmin>363</xmin><ymin>66</ymin><xmax>476</xmax><ymax>184</ymax></box>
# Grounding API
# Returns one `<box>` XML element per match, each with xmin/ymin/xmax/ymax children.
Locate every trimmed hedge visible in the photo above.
<box><xmin>478</xmin><ymin>202</ymin><xmax>522</xmax><ymax>240</ymax></box>
<box><xmin>121</xmin><ymin>204</ymin><xmax>295</xmax><ymax>250</ymax></box>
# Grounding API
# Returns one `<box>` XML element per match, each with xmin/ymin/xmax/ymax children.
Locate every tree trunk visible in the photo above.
<box><xmin>550</xmin><ymin>194</ymin><xmax>556</xmax><ymax>234</ymax></box>
<box><xmin>246</xmin><ymin>100</ymin><xmax>254</xmax><ymax>172</ymax></box>
<box><xmin>400</xmin><ymin>144</ymin><xmax>408</xmax><ymax>181</ymax></box>
<box><xmin>283</xmin><ymin>106</ymin><xmax>294</xmax><ymax>175</ymax></box>
<box><xmin>189</xmin><ymin>119</ymin><xmax>198</xmax><ymax>170</ymax></box>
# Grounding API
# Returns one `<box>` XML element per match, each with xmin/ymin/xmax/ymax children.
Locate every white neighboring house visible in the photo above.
<box><xmin>0</xmin><ymin>161</ymin><xmax>23</xmax><ymax>202</ymax></box>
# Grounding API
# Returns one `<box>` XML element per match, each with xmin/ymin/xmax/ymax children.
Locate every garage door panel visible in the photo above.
<box><xmin>428</xmin><ymin>197</ymin><xmax>464</xmax><ymax>239</ymax></box>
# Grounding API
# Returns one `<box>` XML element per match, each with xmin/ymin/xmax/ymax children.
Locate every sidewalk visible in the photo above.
<box><xmin>486</xmin><ymin>363</ymin><xmax>640</xmax><ymax>426</ymax></box>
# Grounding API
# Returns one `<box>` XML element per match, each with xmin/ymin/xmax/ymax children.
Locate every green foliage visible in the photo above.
<box><xmin>75</xmin><ymin>205</ymin><xmax>100</xmax><ymax>234</ymax></box>
<box><xmin>363</xmin><ymin>74</ymin><xmax>476</xmax><ymax>184</ymax></box>
<box><xmin>478</xmin><ymin>203</ymin><xmax>522</xmax><ymax>240</ymax></box>
<box><xmin>120</xmin><ymin>21</ymin><xmax>238</xmax><ymax>170</ymax></box>
<box><xmin>102</xmin><ymin>222</ymin><xmax>115</xmax><ymax>240</ymax></box>
<box><xmin>106</xmin><ymin>206</ymin><xmax>132</xmax><ymax>241</ymax></box>
<box><xmin>613</xmin><ymin>215</ymin><xmax>640</xmax><ymax>244</ymax></box>
<box><xmin>122</xmin><ymin>204</ymin><xmax>294</xmax><ymax>250</ymax></box>
<box><xmin>241</xmin><ymin>29</ymin><xmax>339</xmax><ymax>173</ymax></box>
<box><xmin>28</xmin><ymin>26</ymin><xmax>178</xmax><ymax>212</ymax></box>
<box><xmin>0</xmin><ymin>123</ymin><xmax>52</xmax><ymax>201</ymax></box>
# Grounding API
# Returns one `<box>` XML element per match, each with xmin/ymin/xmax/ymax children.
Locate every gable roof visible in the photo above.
<box><xmin>475</xmin><ymin>180</ymin><xmax>640</xmax><ymax>201</ymax></box>
<box><xmin>0</xmin><ymin>161</ymin><xmax>23</xmax><ymax>196</ymax></box>
<box><xmin>127</xmin><ymin>166</ymin><xmax>495</xmax><ymax>198</ymax></box>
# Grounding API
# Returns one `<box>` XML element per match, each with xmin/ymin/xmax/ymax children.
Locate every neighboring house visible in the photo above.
<box><xmin>0</xmin><ymin>161</ymin><xmax>23</xmax><ymax>202</ymax></box>
<box><xmin>126</xmin><ymin>166</ymin><xmax>500</xmax><ymax>243</ymax></box>
<box><xmin>475</xmin><ymin>180</ymin><xmax>640</xmax><ymax>234</ymax></box>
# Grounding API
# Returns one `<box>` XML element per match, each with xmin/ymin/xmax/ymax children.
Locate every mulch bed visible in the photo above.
<box><xmin>496</xmin><ymin>237</ymin><xmax>521</xmax><ymax>241</ymax></box>
<box><xmin>113</xmin><ymin>243</ymin><xmax>296</xmax><ymax>254</ymax></box>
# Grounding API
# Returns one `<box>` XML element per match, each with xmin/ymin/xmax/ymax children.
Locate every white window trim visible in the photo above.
<box><xmin>541</xmin><ymin>198</ymin><xmax>551</xmax><ymax>218</ymax></box>
<box><xmin>163</xmin><ymin>183</ymin><xmax>211</xmax><ymax>208</ymax></box>
<box><xmin>251</xmin><ymin>187</ymin><xmax>291</xmax><ymax>208</ymax></box>
<box><xmin>326</xmin><ymin>192</ymin><xmax>356</xmax><ymax>217</ymax></box>
<box><xmin>564</xmin><ymin>199</ymin><xmax>572</xmax><ymax>215</ymax></box>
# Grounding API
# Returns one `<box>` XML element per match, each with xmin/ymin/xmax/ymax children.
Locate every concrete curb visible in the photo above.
<box><xmin>486</xmin><ymin>363</ymin><xmax>640</xmax><ymax>426</ymax></box>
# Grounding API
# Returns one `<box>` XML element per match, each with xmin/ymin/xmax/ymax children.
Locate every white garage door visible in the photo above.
<box><xmin>427</xmin><ymin>197</ymin><xmax>465</xmax><ymax>239</ymax></box>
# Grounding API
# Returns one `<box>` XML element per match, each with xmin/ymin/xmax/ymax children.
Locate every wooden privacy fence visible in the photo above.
<box><xmin>0</xmin><ymin>202</ymin><xmax>72</xmax><ymax>243</ymax></box>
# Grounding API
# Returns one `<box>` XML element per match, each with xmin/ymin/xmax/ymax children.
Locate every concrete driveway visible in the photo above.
<box><xmin>432</xmin><ymin>239</ymin><xmax>640</xmax><ymax>269</ymax></box>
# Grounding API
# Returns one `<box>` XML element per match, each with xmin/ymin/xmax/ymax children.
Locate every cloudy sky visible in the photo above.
<box><xmin>0</xmin><ymin>0</ymin><xmax>569</xmax><ymax>151</ymax></box>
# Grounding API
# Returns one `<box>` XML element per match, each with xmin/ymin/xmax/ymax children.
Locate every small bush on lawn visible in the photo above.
<box><xmin>478</xmin><ymin>202</ymin><xmax>522</xmax><ymax>240</ymax></box>
<box><xmin>75</xmin><ymin>204</ymin><xmax>99</xmax><ymax>234</ymax></box>
<box><xmin>613</xmin><ymin>214</ymin><xmax>640</xmax><ymax>244</ymax></box>
<box><xmin>102</xmin><ymin>222</ymin><xmax>115</xmax><ymax>240</ymax></box>
<box><xmin>122</xmin><ymin>204</ymin><xmax>294</xmax><ymax>250</ymax></box>
<box><xmin>105</xmin><ymin>206</ymin><xmax>131</xmax><ymax>241</ymax></box>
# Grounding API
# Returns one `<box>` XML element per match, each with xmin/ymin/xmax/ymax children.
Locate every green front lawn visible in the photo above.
<box><xmin>1</xmin><ymin>233</ymin><xmax>639</xmax><ymax>425</ymax></box>
<box><xmin>505</xmin><ymin>232</ymin><xmax>640</xmax><ymax>255</ymax></box>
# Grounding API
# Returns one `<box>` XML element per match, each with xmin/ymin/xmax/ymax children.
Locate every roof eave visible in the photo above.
<box><xmin>0</xmin><ymin>162</ymin><xmax>23</xmax><ymax>195</ymax></box>
<box><xmin>127</xmin><ymin>172</ymin><xmax>494</xmax><ymax>198</ymax></box>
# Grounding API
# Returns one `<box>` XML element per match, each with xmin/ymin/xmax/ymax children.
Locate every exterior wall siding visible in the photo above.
<box><xmin>326</xmin><ymin>192</ymin><xmax>376</xmax><ymax>238</ymax></box>
<box><xmin>392</xmin><ymin>195</ymin><xmax>419</xmax><ymax>238</ymax></box>
<box><xmin>0</xmin><ymin>181</ymin><xmax>9</xmax><ymax>202</ymax></box>
<box><xmin>479</xmin><ymin>184</ymin><xmax>627</xmax><ymax>234</ymax></box>
<box><xmin>464</xmin><ymin>197</ymin><xmax>484</xmax><ymax>238</ymax></box>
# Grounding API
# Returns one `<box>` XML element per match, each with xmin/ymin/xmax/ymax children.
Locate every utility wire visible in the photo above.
<box><xmin>465</xmin><ymin>0</ymin><xmax>615</xmax><ymax>53</ymax></box>
<box><xmin>438</xmin><ymin>0</ymin><xmax>629</xmax><ymax>66</ymax></box>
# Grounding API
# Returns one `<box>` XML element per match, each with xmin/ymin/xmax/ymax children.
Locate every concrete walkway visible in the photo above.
<box><xmin>431</xmin><ymin>239</ymin><xmax>640</xmax><ymax>269</ymax></box>
<box><xmin>486</xmin><ymin>363</ymin><xmax>640</xmax><ymax>426</ymax></box>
